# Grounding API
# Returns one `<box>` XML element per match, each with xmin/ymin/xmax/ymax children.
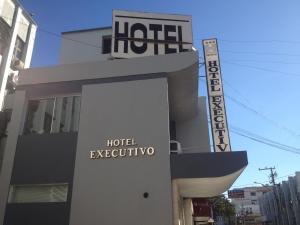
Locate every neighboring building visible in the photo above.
<box><xmin>0</xmin><ymin>11</ymin><xmax>247</xmax><ymax>225</ymax></box>
<box><xmin>259</xmin><ymin>172</ymin><xmax>300</xmax><ymax>225</ymax></box>
<box><xmin>0</xmin><ymin>0</ymin><xmax>36</xmax><ymax>107</ymax></box>
<box><xmin>229</xmin><ymin>187</ymin><xmax>271</xmax><ymax>225</ymax></box>
<box><xmin>0</xmin><ymin>0</ymin><xmax>37</xmax><ymax>168</ymax></box>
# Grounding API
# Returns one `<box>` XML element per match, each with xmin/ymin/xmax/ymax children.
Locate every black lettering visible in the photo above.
<box><xmin>209</xmin><ymin>72</ymin><xmax>219</xmax><ymax>79</ymax></box>
<box><xmin>149</xmin><ymin>24</ymin><xmax>162</xmax><ymax>55</ymax></box>
<box><xmin>208</xmin><ymin>60</ymin><xmax>218</xmax><ymax>67</ymax></box>
<box><xmin>216</xmin><ymin>144</ymin><xmax>228</xmax><ymax>151</ymax></box>
<box><xmin>215</xmin><ymin>122</ymin><xmax>225</xmax><ymax>130</ymax></box>
<box><xmin>208</xmin><ymin>67</ymin><xmax>219</xmax><ymax>73</ymax></box>
<box><xmin>213</xmin><ymin>109</ymin><xmax>223</xmax><ymax>116</ymax></box>
<box><xmin>212</xmin><ymin>102</ymin><xmax>222</xmax><ymax>110</ymax></box>
<box><xmin>211</xmin><ymin>85</ymin><xmax>221</xmax><ymax>92</ymax></box>
<box><xmin>214</xmin><ymin>116</ymin><xmax>223</xmax><ymax>123</ymax></box>
<box><xmin>212</xmin><ymin>96</ymin><xmax>222</xmax><ymax>103</ymax></box>
<box><xmin>210</xmin><ymin>78</ymin><xmax>220</xmax><ymax>86</ymax></box>
<box><xmin>130</xmin><ymin>23</ymin><xmax>147</xmax><ymax>54</ymax></box>
<box><xmin>215</xmin><ymin>129</ymin><xmax>226</xmax><ymax>136</ymax></box>
<box><xmin>178</xmin><ymin>26</ymin><xmax>188</xmax><ymax>52</ymax></box>
<box><xmin>114</xmin><ymin>21</ymin><xmax>128</xmax><ymax>53</ymax></box>
<box><xmin>218</xmin><ymin>136</ymin><xmax>225</xmax><ymax>144</ymax></box>
<box><xmin>164</xmin><ymin>25</ymin><xmax>177</xmax><ymax>54</ymax></box>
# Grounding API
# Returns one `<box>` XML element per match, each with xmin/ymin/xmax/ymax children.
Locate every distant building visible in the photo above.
<box><xmin>0</xmin><ymin>0</ymin><xmax>37</xmax><ymax>108</ymax></box>
<box><xmin>259</xmin><ymin>172</ymin><xmax>300</xmax><ymax>225</ymax></box>
<box><xmin>229</xmin><ymin>186</ymin><xmax>271</xmax><ymax>224</ymax></box>
<box><xmin>0</xmin><ymin>10</ymin><xmax>248</xmax><ymax>225</ymax></box>
<box><xmin>0</xmin><ymin>0</ymin><xmax>37</xmax><ymax>176</ymax></box>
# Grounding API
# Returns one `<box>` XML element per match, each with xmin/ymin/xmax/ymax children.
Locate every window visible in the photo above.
<box><xmin>8</xmin><ymin>184</ymin><xmax>68</xmax><ymax>203</ymax></box>
<box><xmin>102</xmin><ymin>35</ymin><xmax>111</xmax><ymax>54</ymax></box>
<box><xmin>12</xmin><ymin>36</ymin><xmax>25</xmax><ymax>61</ymax></box>
<box><xmin>1</xmin><ymin>0</ymin><xmax>15</xmax><ymax>26</ymax></box>
<box><xmin>17</xmin><ymin>14</ymin><xmax>29</xmax><ymax>42</ymax></box>
<box><xmin>250</xmin><ymin>192</ymin><xmax>256</xmax><ymax>196</ymax></box>
<box><xmin>251</xmin><ymin>200</ymin><xmax>257</xmax><ymax>205</ymax></box>
<box><xmin>23</xmin><ymin>96</ymin><xmax>81</xmax><ymax>135</ymax></box>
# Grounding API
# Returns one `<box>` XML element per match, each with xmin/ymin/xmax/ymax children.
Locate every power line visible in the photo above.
<box><xmin>222</xmin><ymin>60</ymin><xmax>300</xmax><ymax>77</ymax></box>
<box><xmin>218</xmin><ymin>59</ymin><xmax>300</xmax><ymax>65</ymax></box>
<box><xmin>38</xmin><ymin>28</ymin><xmax>102</xmax><ymax>49</ymax></box>
<box><xmin>221</xmin><ymin>50</ymin><xmax>300</xmax><ymax>57</ymax></box>
<box><xmin>231</xmin><ymin>129</ymin><xmax>300</xmax><ymax>156</ymax></box>
<box><xmin>199</xmin><ymin>78</ymin><xmax>300</xmax><ymax>140</ymax></box>
<box><xmin>0</xmin><ymin>14</ymin><xmax>104</xmax><ymax>49</ymax></box>
<box><xmin>225</xmin><ymin>95</ymin><xmax>300</xmax><ymax>139</ymax></box>
<box><xmin>218</xmin><ymin>39</ymin><xmax>300</xmax><ymax>45</ymax></box>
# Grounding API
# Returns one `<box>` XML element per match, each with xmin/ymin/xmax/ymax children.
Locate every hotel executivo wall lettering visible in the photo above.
<box><xmin>203</xmin><ymin>38</ymin><xmax>232</xmax><ymax>152</ymax></box>
<box><xmin>89</xmin><ymin>138</ymin><xmax>155</xmax><ymax>159</ymax></box>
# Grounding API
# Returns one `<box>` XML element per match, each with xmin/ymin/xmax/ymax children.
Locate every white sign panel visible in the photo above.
<box><xmin>203</xmin><ymin>39</ymin><xmax>231</xmax><ymax>152</ymax></box>
<box><xmin>112</xmin><ymin>10</ymin><xmax>193</xmax><ymax>58</ymax></box>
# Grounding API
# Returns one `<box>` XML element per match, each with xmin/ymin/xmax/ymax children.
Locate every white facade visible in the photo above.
<box><xmin>0</xmin><ymin>0</ymin><xmax>36</xmax><ymax>109</ymax></box>
<box><xmin>59</xmin><ymin>27</ymin><xmax>112</xmax><ymax>64</ymax></box>
<box><xmin>231</xmin><ymin>186</ymin><xmax>271</xmax><ymax>217</ymax></box>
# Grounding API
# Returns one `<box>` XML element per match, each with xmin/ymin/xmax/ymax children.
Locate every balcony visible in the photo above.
<box><xmin>170</xmin><ymin>151</ymin><xmax>248</xmax><ymax>197</ymax></box>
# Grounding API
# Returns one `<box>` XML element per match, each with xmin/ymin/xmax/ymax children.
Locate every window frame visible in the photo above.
<box><xmin>22</xmin><ymin>94</ymin><xmax>81</xmax><ymax>135</ymax></box>
<box><xmin>8</xmin><ymin>183</ymin><xmax>69</xmax><ymax>204</ymax></box>
<box><xmin>101</xmin><ymin>35</ymin><xmax>112</xmax><ymax>54</ymax></box>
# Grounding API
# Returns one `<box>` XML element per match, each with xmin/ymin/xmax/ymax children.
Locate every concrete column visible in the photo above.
<box><xmin>183</xmin><ymin>199</ymin><xmax>193</xmax><ymax>225</ymax></box>
<box><xmin>23</xmin><ymin>23</ymin><xmax>37</xmax><ymax>69</ymax></box>
<box><xmin>172</xmin><ymin>181</ymin><xmax>180</xmax><ymax>225</ymax></box>
<box><xmin>0</xmin><ymin>90</ymin><xmax>26</xmax><ymax>224</ymax></box>
<box><xmin>0</xmin><ymin>7</ymin><xmax>22</xmax><ymax>109</ymax></box>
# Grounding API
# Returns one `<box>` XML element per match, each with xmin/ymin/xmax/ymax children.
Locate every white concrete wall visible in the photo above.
<box><xmin>59</xmin><ymin>28</ymin><xmax>112</xmax><ymax>64</ymax></box>
<box><xmin>176</xmin><ymin>97</ymin><xmax>210</xmax><ymax>153</ymax></box>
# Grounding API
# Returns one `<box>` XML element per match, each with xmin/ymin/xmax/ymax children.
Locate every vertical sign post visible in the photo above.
<box><xmin>203</xmin><ymin>39</ymin><xmax>231</xmax><ymax>152</ymax></box>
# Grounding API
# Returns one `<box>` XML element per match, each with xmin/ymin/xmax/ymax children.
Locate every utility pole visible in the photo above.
<box><xmin>258</xmin><ymin>167</ymin><xmax>283</xmax><ymax>225</ymax></box>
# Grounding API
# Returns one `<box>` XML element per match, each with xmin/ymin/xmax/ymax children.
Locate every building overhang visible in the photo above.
<box><xmin>18</xmin><ymin>51</ymin><xmax>199</xmax><ymax>121</ymax></box>
<box><xmin>171</xmin><ymin>151</ymin><xmax>248</xmax><ymax>197</ymax></box>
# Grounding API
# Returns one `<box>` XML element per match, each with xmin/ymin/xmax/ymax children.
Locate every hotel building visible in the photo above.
<box><xmin>0</xmin><ymin>11</ymin><xmax>247</xmax><ymax>225</ymax></box>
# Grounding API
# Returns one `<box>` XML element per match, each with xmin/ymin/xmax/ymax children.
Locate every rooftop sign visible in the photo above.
<box><xmin>228</xmin><ymin>189</ymin><xmax>245</xmax><ymax>198</ymax></box>
<box><xmin>203</xmin><ymin>39</ymin><xmax>231</xmax><ymax>152</ymax></box>
<box><xmin>112</xmin><ymin>10</ymin><xmax>193</xmax><ymax>58</ymax></box>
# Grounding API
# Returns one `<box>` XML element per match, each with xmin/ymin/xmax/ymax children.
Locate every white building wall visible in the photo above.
<box><xmin>231</xmin><ymin>187</ymin><xmax>271</xmax><ymax>216</ymax></box>
<box><xmin>176</xmin><ymin>97</ymin><xmax>211</xmax><ymax>153</ymax></box>
<box><xmin>0</xmin><ymin>0</ymin><xmax>37</xmax><ymax>109</ymax></box>
<box><xmin>59</xmin><ymin>28</ymin><xmax>112</xmax><ymax>64</ymax></box>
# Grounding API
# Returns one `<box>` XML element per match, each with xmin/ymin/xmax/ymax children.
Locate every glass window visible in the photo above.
<box><xmin>1</xmin><ymin>0</ymin><xmax>15</xmax><ymax>26</ymax></box>
<box><xmin>8</xmin><ymin>184</ymin><xmax>68</xmax><ymax>203</ymax></box>
<box><xmin>23</xmin><ymin>96</ymin><xmax>81</xmax><ymax>135</ymax></box>
<box><xmin>12</xmin><ymin>36</ymin><xmax>25</xmax><ymax>61</ymax></box>
<box><xmin>17</xmin><ymin>14</ymin><xmax>29</xmax><ymax>42</ymax></box>
<box><xmin>102</xmin><ymin>35</ymin><xmax>111</xmax><ymax>54</ymax></box>
<box><xmin>23</xmin><ymin>98</ymin><xmax>55</xmax><ymax>134</ymax></box>
<box><xmin>52</xmin><ymin>96</ymin><xmax>81</xmax><ymax>133</ymax></box>
<box><xmin>250</xmin><ymin>192</ymin><xmax>256</xmax><ymax>196</ymax></box>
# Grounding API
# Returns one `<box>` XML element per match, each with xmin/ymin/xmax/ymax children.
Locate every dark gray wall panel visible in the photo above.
<box><xmin>4</xmin><ymin>203</ymin><xmax>69</xmax><ymax>225</ymax></box>
<box><xmin>11</xmin><ymin>132</ymin><xmax>78</xmax><ymax>184</ymax></box>
<box><xmin>171</xmin><ymin>151</ymin><xmax>248</xmax><ymax>179</ymax></box>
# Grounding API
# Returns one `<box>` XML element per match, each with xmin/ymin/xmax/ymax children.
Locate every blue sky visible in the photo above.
<box><xmin>20</xmin><ymin>0</ymin><xmax>300</xmax><ymax>188</ymax></box>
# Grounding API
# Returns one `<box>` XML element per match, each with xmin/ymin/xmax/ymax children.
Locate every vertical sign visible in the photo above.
<box><xmin>112</xmin><ymin>10</ymin><xmax>193</xmax><ymax>59</ymax></box>
<box><xmin>203</xmin><ymin>39</ymin><xmax>231</xmax><ymax>152</ymax></box>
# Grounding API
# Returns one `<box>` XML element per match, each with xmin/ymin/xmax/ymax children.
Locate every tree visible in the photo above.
<box><xmin>209</xmin><ymin>195</ymin><xmax>235</xmax><ymax>218</ymax></box>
